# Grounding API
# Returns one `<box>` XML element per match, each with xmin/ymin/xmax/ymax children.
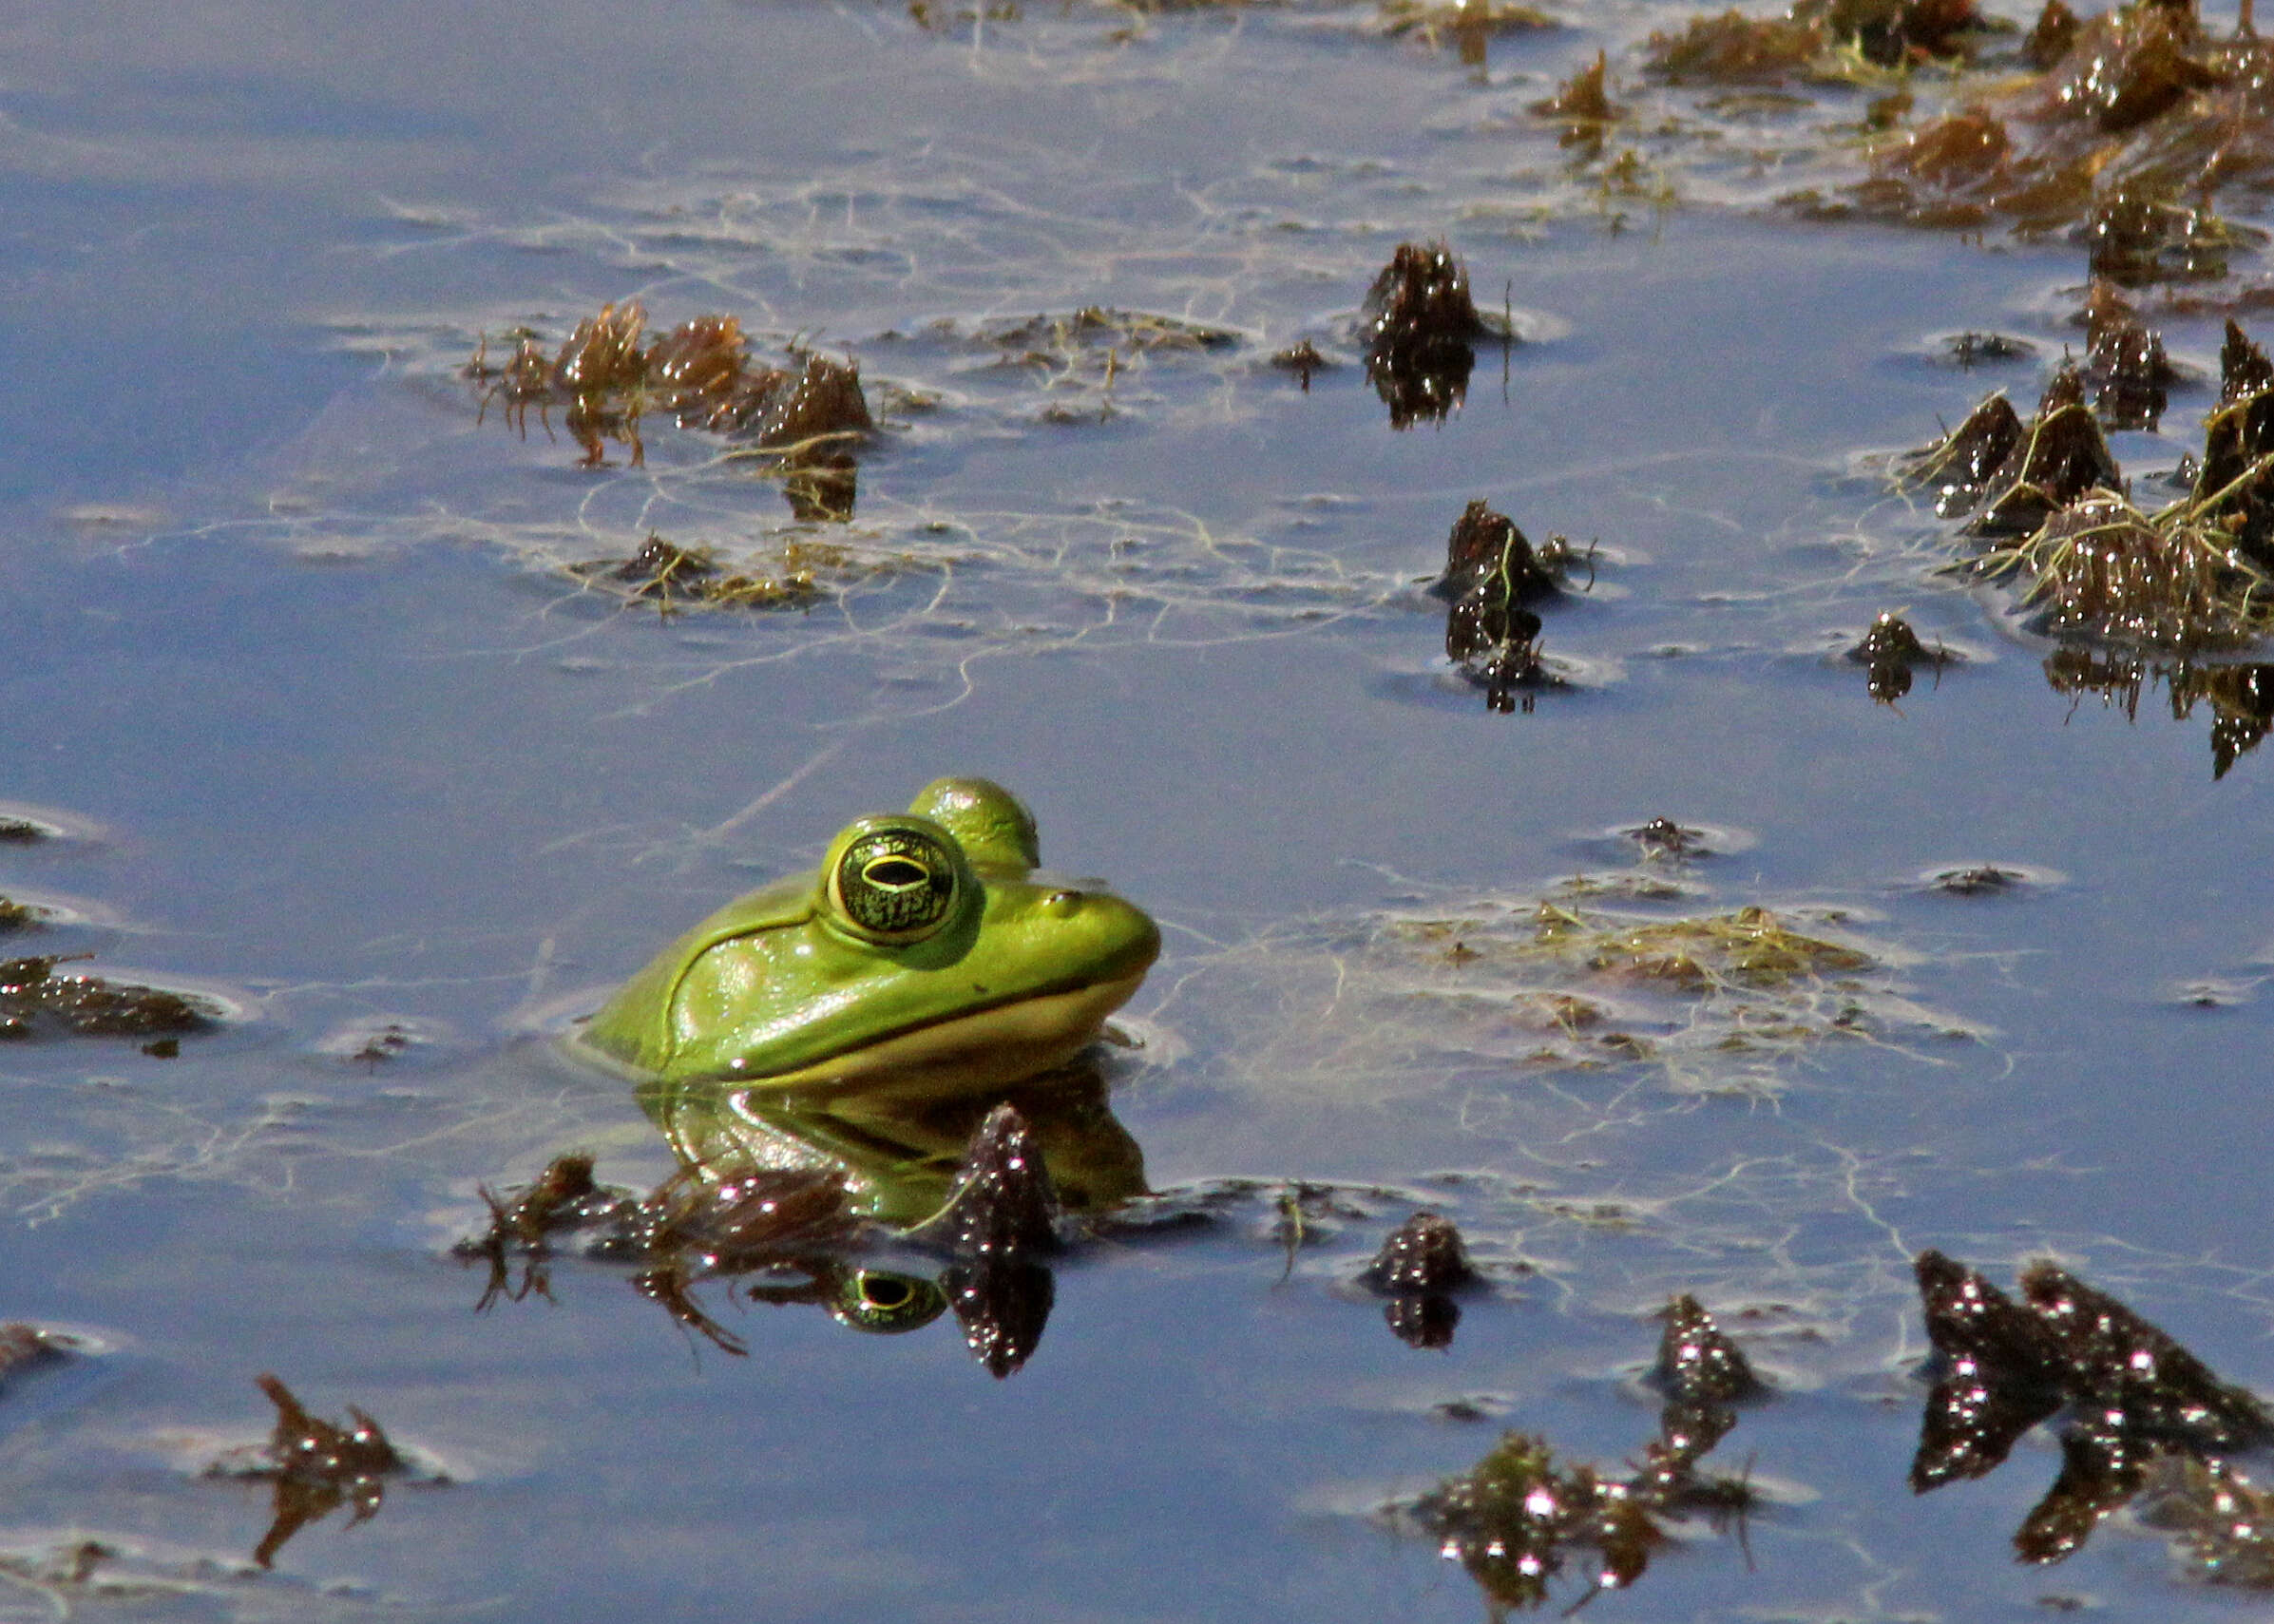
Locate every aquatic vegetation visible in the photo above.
<box><xmin>1929</xmin><ymin>863</ymin><xmax>2027</xmax><ymax>892</ymax></box>
<box><xmin>1531</xmin><ymin>49</ymin><xmax>1626</xmax><ymax>149</ymax></box>
<box><xmin>0</xmin><ymin>1323</ymin><xmax>66</xmax><ymax>1388</ymax></box>
<box><xmin>0</xmin><ymin>954</ymin><xmax>218</xmax><ymax>1042</ymax></box>
<box><xmin>1434</xmin><ymin>501</ymin><xmax>1590</xmax><ymax>712</ymax></box>
<box><xmin>1654</xmin><ymin>1292</ymin><xmax>1763</xmax><ymax>1404</ymax></box>
<box><xmin>0</xmin><ymin>896</ymin><xmax>39</xmax><ymax>931</ymax></box>
<box><xmin>1380</xmin><ymin>0</ymin><xmax>1553</xmax><ymax>69</ymax></box>
<box><xmin>569</xmin><ymin>533</ymin><xmax>841</xmax><ymax>613</ymax></box>
<box><xmin>468</xmin><ymin>300</ymin><xmax>871</xmax><ymax>470</ymax></box>
<box><xmin>1975</xmin><ymin>490</ymin><xmax>2274</xmax><ymax>648</ymax></box>
<box><xmin>1363</xmin><ymin>241</ymin><xmax>1500</xmax><ymax>429</ymax></box>
<box><xmin>1846</xmin><ymin>610</ymin><xmax>1947</xmax><ymax>702</ymax></box>
<box><xmin>1197</xmin><ymin>864</ymin><xmax>1969</xmax><ymax>1107</ymax></box>
<box><xmin>460</xmin><ymin>1099</ymin><xmax>1089</xmax><ymax>1375</ymax></box>
<box><xmin>0</xmin><ymin>820</ymin><xmax>42</xmax><ymax>844</ymax></box>
<box><xmin>1364</xmin><ymin>1211</ymin><xmax>1478</xmax><ymax>1348</ymax></box>
<box><xmin>1902</xmin><ymin>368</ymin><xmax>2120</xmax><ymax>537</ymax></box>
<box><xmin>1911</xmin><ymin>1251</ymin><xmax>2274</xmax><ymax>1572</ymax></box>
<box><xmin>2081</xmin><ymin>278</ymin><xmax>2174</xmax><ymax>429</ymax></box>
<box><xmin>224</xmin><ymin>1375</ymin><xmax>409</xmax><ymax>1569</ymax></box>
<box><xmin>1646</xmin><ymin>8</ymin><xmax>1830</xmax><ymax>83</ymax></box>
<box><xmin>1902</xmin><ymin>327</ymin><xmax>2274</xmax><ymax>659</ymax></box>
<box><xmin>1405</xmin><ymin>1299</ymin><xmax>1756</xmax><ymax>1613</ymax></box>
<box><xmin>1901</xmin><ymin>391</ymin><xmax>2026</xmax><ymax>519</ymax></box>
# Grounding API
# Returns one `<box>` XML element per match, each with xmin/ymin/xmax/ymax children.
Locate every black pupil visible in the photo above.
<box><xmin>864</xmin><ymin>1278</ymin><xmax>912</xmax><ymax>1309</ymax></box>
<box><xmin>838</xmin><ymin>831</ymin><xmax>955</xmax><ymax>935</ymax></box>
<box><xmin>865</xmin><ymin>856</ymin><xmax>930</xmax><ymax>889</ymax></box>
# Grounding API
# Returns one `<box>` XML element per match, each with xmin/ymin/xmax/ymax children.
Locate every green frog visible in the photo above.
<box><xmin>577</xmin><ymin>778</ymin><xmax>1160</xmax><ymax>1100</ymax></box>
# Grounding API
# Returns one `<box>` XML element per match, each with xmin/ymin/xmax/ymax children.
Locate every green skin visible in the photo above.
<box><xmin>577</xmin><ymin>778</ymin><xmax>1160</xmax><ymax>1100</ymax></box>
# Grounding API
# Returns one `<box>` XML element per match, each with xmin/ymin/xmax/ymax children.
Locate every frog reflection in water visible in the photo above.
<box><xmin>578</xmin><ymin>777</ymin><xmax>1161</xmax><ymax>1099</ymax></box>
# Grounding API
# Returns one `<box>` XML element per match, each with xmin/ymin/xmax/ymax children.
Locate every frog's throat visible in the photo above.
<box><xmin>717</xmin><ymin>969</ymin><xmax>1150</xmax><ymax>1101</ymax></box>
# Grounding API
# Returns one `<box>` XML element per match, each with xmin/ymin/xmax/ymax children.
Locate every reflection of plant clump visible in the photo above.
<box><xmin>2046</xmin><ymin>650</ymin><xmax>2274</xmax><ymax>775</ymax></box>
<box><xmin>1846</xmin><ymin>610</ymin><xmax>1946</xmax><ymax>702</ymax></box>
<box><xmin>0</xmin><ymin>897</ymin><xmax>39</xmax><ymax>931</ymax></box>
<box><xmin>467</xmin><ymin>299</ymin><xmax>871</xmax><ymax>470</ymax></box>
<box><xmin>1911</xmin><ymin>1251</ymin><xmax>2274</xmax><ymax>1575</ymax></box>
<box><xmin>0</xmin><ymin>820</ymin><xmax>42</xmax><ymax>843</ymax></box>
<box><xmin>1363</xmin><ymin>242</ymin><xmax>1496</xmax><ymax>429</ymax></box>
<box><xmin>1409</xmin><ymin>1297</ymin><xmax>1756</xmax><ymax>1614</ymax></box>
<box><xmin>1434</xmin><ymin>500</ymin><xmax>1590</xmax><ymax>712</ymax></box>
<box><xmin>0</xmin><ymin>955</ymin><xmax>218</xmax><ymax>1042</ymax></box>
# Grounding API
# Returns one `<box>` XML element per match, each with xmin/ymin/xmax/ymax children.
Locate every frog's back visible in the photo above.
<box><xmin>578</xmin><ymin>872</ymin><xmax>815</xmax><ymax>1073</ymax></box>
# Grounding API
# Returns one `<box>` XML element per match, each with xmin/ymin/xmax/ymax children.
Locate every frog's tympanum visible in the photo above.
<box><xmin>579</xmin><ymin>778</ymin><xmax>1160</xmax><ymax>1100</ymax></box>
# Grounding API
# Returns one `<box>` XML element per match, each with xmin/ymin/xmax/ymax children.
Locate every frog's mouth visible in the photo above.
<box><xmin>730</xmin><ymin>968</ymin><xmax>1154</xmax><ymax>1101</ymax></box>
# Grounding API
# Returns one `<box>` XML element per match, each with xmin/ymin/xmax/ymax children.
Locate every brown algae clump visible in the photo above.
<box><xmin>2082</xmin><ymin>278</ymin><xmax>2176</xmax><ymax>429</ymax></box>
<box><xmin>1362</xmin><ymin>241</ymin><xmax>1501</xmax><ymax>429</ymax></box>
<box><xmin>1647</xmin><ymin>8</ymin><xmax>1827</xmax><ymax>82</ymax></box>
<box><xmin>468</xmin><ymin>300</ymin><xmax>871</xmax><ymax>469</ymax></box>
<box><xmin>1380</xmin><ymin>0</ymin><xmax>1555</xmax><ymax>66</ymax></box>
<box><xmin>1433</xmin><ymin>500</ymin><xmax>1590</xmax><ymax>712</ymax></box>
<box><xmin>1910</xmin><ymin>1251</ymin><xmax>2274</xmax><ymax>1573</ymax></box>
<box><xmin>1846</xmin><ymin>611</ymin><xmax>1949</xmax><ymax>703</ymax></box>
<box><xmin>0</xmin><ymin>955</ymin><xmax>219</xmax><ymax>1042</ymax></box>
<box><xmin>1976</xmin><ymin>490</ymin><xmax>2274</xmax><ymax>648</ymax></box>
<box><xmin>1827</xmin><ymin>0</ymin><xmax>2274</xmax><ymax>252</ymax></box>
<box><xmin>1532</xmin><ymin>49</ymin><xmax>1628</xmax><ymax>148</ymax></box>
<box><xmin>1405</xmin><ymin>1303</ymin><xmax>1757</xmax><ymax>1611</ymax></box>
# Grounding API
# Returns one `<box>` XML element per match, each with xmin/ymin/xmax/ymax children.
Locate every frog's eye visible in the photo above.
<box><xmin>829</xmin><ymin>1270</ymin><xmax>946</xmax><ymax>1333</ymax></box>
<box><xmin>829</xmin><ymin>827</ymin><xmax>960</xmax><ymax>942</ymax></box>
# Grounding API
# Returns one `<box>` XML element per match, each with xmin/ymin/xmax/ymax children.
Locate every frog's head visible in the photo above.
<box><xmin>578</xmin><ymin>779</ymin><xmax>1159</xmax><ymax>1100</ymax></box>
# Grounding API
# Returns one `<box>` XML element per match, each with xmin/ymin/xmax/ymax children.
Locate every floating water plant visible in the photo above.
<box><xmin>1912</xmin><ymin>1251</ymin><xmax>2274</xmax><ymax>1572</ymax></box>
<box><xmin>468</xmin><ymin>300</ymin><xmax>871</xmax><ymax>470</ymax></box>
<box><xmin>1364</xmin><ymin>1211</ymin><xmax>1478</xmax><ymax>1347</ymax></box>
<box><xmin>1363</xmin><ymin>242</ymin><xmax>1503</xmax><ymax>429</ymax></box>
<box><xmin>1405</xmin><ymin>1300</ymin><xmax>1756</xmax><ymax>1612</ymax></box>
<box><xmin>1846</xmin><ymin>611</ymin><xmax>1947</xmax><ymax>702</ymax></box>
<box><xmin>1433</xmin><ymin>500</ymin><xmax>1590</xmax><ymax>712</ymax></box>
<box><xmin>0</xmin><ymin>954</ymin><xmax>218</xmax><ymax>1042</ymax></box>
<box><xmin>569</xmin><ymin>534</ymin><xmax>842</xmax><ymax>613</ymax></box>
<box><xmin>1975</xmin><ymin>490</ymin><xmax>2274</xmax><ymax>648</ymax></box>
<box><xmin>1203</xmin><ymin>870</ymin><xmax>1967</xmax><ymax>1104</ymax></box>
<box><xmin>1531</xmin><ymin>49</ymin><xmax>1627</xmax><ymax>150</ymax></box>
<box><xmin>2080</xmin><ymin>278</ymin><xmax>2175</xmax><ymax>429</ymax></box>
<box><xmin>223</xmin><ymin>1375</ymin><xmax>410</xmax><ymax>1569</ymax></box>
